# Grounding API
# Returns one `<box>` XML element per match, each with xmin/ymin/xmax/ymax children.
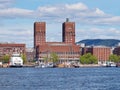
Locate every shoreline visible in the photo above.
<box><xmin>0</xmin><ymin>63</ymin><xmax>117</xmax><ymax>68</ymax></box>
<box><xmin>79</xmin><ymin>64</ymin><xmax>101</xmax><ymax>68</ymax></box>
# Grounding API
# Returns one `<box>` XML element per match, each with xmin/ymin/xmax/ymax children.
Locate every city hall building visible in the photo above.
<box><xmin>34</xmin><ymin>19</ymin><xmax>81</xmax><ymax>64</ymax></box>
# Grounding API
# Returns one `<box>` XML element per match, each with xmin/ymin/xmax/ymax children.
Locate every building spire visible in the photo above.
<box><xmin>66</xmin><ymin>18</ymin><xmax>69</xmax><ymax>22</ymax></box>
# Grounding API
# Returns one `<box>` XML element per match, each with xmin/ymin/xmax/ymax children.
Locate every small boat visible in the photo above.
<box><xmin>102</xmin><ymin>63</ymin><xmax>107</xmax><ymax>67</ymax></box>
<box><xmin>73</xmin><ymin>64</ymin><xmax>79</xmax><ymax>68</ymax></box>
<box><xmin>101</xmin><ymin>61</ymin><xmax>116</xmax><ymax>67</ymax></box>
<box><xmin>35</xmin><ymin>63</ymin><xmax>46</xmax><ymax>68</ymax></box>
<box><xmin>110</xmin><ymin>63</ymin><xmax>116</xmax><ymax>67</ymax></box>
<box><xmin>46</xmin><ymin>63</ymin><xmax>54</xmax><ymax>68</ymax></box>
<box><xmin>35</xmin><ymin>62</ymin><xmax>54</xmax><ymax>68</ymax></box>
<box><xmin>106</xmin><ymin>62</ymin><xmax>116</xmax><ymax>67</ymax></box>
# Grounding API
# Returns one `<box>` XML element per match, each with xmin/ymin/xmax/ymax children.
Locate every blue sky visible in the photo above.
<box><xmin>0</xmin><ymin>0</ymin><xmax>120</xmax><ymax>47</ymax></box>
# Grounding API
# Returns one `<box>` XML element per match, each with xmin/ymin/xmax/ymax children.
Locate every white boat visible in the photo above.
<box><xmin>35</xmin><ymin>63</ymin><xmax>46</xmax><ymax>68</ymax></box>
<box><xmin>46</xmin><ymin>63</ymin><xmax>54</xmax><ymax>68</ymax></box>
<box><xmin>35</xmin><ymin>62</ymin><xmax>53</xmax><ymax>68</ymax></box>
<box><xmin>108</xmin><ymin>62</ymin><xmax>116</xmax><ymax>67</ymax></box>
<box><xmin>102</xmin><ymin>61</ymin><xmax>116</xmax><ymax>67</ymax></box>
<box><xmin>9</xmin><ymin>54</ymin><xmax>23</xmax><ymax>67</ymax></box>
<box><xmin>102</xmin><ymin>63</ymin><xmax>107</xmax><ymax>67</ymax></box>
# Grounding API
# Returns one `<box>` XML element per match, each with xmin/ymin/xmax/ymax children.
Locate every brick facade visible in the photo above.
<box><xmin>36</xmin><ymin>42</ymin><xmax>80</xmax><ymax>63</ymax></box>
<box><xmin>83</xmin><ymin>46</ymin><xmax>111</xmax><ymax>63</ymax></box>
<box><xmin>0</xmin><ymin>43</ymin><xmax>26</xmax><ymax>57</ymax></box>
<box><xmin>62</xmin><ymin>21</ymin><xmax>75</xmax><ymax>44</ymax></box>
<box><xmin>34</xmin><ymin>19</ymin><xmax>80</xmax><ymax>63</ymax></box>
<box><xmin>34</xmin><ymin>22</ymin><xmax>46</xmax><ymax>48</ymax></box>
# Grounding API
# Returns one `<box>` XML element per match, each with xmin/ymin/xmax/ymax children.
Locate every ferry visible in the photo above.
<box><xmin>9</xmin><ymin>54</ymin><xmax>23</xmax><ymax>67</ymax></box>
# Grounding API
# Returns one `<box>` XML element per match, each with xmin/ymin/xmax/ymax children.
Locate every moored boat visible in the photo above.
<box><xmin>106</xmin><ymin>62</ymin><xmax>116</xmax><ymax>67</ymax></box>
<box><xmin>35</xmin><ymin>62</ymin><xmax>54</xmax><ymax>68</ymax></box>
<box><xmin>9</xmin><ymin>54</ymin><xmax>23</xmax><ymax>67</ymax></box>
<box><xmin>101</xmin><ymin>61</ymin><xmax>116</xmax><ymax>67</ymax></box>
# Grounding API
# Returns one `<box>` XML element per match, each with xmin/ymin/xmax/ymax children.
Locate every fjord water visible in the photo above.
<box><xmin>0</xmin><ymin>67</ymin><xmax>120</xmax><ymax>90</ymax></box>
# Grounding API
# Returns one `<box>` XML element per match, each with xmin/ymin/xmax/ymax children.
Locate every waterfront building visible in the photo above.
<box><xmin>0</xmin><ymin>43</ymin><xmax>26</xmax><ymax>57</ymax></box>
<box><xmin>26</xmin><ymin>48</ymin><xmax>35</xmax><ymax>62</ymax></box>
<box><xmin>83</xmin><ymin>46</ymin><xmax>111</xmax><ymax>64</ymax></box>
<box><xmin>113</xmin><ymin>46</ymin><xmax>120</xmax><ymax>56</ymax></box>
<box><xmin>34</xmin><ymin>19</ymin><xmax>81</xmax><ymax>64</ymax></box>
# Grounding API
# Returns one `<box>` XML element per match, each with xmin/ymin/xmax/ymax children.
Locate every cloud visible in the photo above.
<box><xmin>0</xmin><ymin>0</ymin><xmax>15</xmax><ymax>8</ymax></box>
<box><xmin>0</xmin><ymin>28</ymin><xmax>33</xmax><ymax>44</ymax></box>
<box><xmin>0</xmin><ymin>2</ymin><xmax>120</xmax><ymax>25</ymax></box>
<box><xmin>33</xmin><ymin>3</ymin><xmax>120</xmax><ymax>25</ymax></box>
<box><xmin>37</xmin><ymin>3</ymin><xmax>120</xmax><ymax>25</ymax></box>
<box><xmin>0</xmin><ymin>28</ymin><xmax>32</xmax><ymax>37</ymax></box>
<box><xmin>0</xmin><ymin>8</ymin><xmax>34</xmax><ymax>18</ymax></box>
<box><xmin>35</xmin><ymin>3</ymin><xmax>107</xmax><ymax>23</ymax></box>
<box><xmin>95</xmin><ymin>8</ymin><xmax>105</xmax><ymax>15</ymax></box>
<box><xmin>65</xmin><ymin>3</ymin><xmax>88</xmax><ymax>10</ymax></box>
<box><xmin>76</xmin><ymin>27</ymin><xmax>120</xmax><ymax>42</ymax></box>
<box><xmin>1</xmin><ymin>2</ymin><xmax>120</xmax><ymax>47</ymax></box>
<box><xmin>94</xmin><ymin>16</ymin><xmax>120</xmax><ymax>25</ymax></box>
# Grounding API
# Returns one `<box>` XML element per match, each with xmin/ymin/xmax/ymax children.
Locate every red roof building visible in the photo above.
<box><xmin>34</xmin><ymin>19</ymin><xmax>81</xmax><ymax>63</ymax></box>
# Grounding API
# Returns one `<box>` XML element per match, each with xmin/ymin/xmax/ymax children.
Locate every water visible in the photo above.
<box><xmin>0</xmin><ymin>67</ymin><xmax>120</xmax><ymax>90</ymax></box>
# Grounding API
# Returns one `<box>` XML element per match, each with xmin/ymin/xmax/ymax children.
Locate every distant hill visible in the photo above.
<box><xmin>77</xmin><ymin>39</ymin><xmax>120</xmax><ymax>47</ymax></box>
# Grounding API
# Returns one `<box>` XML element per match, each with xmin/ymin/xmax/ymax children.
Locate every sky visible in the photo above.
<box><xmin>0</xmin><ymin>0</ymin><xmax>120</xmax><ymax>48</ymax></box>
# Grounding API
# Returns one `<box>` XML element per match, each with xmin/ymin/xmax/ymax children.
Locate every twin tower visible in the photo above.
<box><xmin>34</xmin><ymin>19</ymin><xmax>75</xmax><ymax>48</ymax></box>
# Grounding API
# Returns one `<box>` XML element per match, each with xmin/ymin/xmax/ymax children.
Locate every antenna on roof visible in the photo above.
<box><xmin>66</xmin><ymin>18</ymin><xmax>69</xmax><ymax>22</ymax></box>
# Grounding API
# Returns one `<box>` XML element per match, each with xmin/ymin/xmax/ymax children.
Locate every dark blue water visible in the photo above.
<box><xmin>0</xmin><ymin>67</ymin><xmax>120</xmax><ymax>90</ymax></box>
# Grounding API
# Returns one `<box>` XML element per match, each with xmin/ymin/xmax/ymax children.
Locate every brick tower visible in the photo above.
<box><xmin>62</xmin><ymin>18</ymin><xmax>75</xmax><ymax>44</ymax></box>
<box><xmin>34</xmin><ymin>22</ymin><xmax>46</xmax><ymax>48</ymax></box>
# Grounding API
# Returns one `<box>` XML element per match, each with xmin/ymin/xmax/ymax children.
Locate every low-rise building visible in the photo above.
<box><xmin>0</xmin><ymin>43</ymin><xmax>26</xmax><ymax>57</ymax></box>
<box><xmin>83</xmin><ymin>46</ymin><xmax>111</xmax><ymax>64</ymax></box>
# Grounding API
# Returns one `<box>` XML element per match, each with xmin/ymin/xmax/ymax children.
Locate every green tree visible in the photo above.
<box><xmin>21</xmin><ymin>54</ymin><xmax>27</xmax><ymax>64</ymax></box>
<box><xmin>43</xmin><ymin>56</ymin><xmax>48</xmax><ymax>63</ymax></box>
<box><xmin>80</xmin><ymin>53</ymin><xmax>98</xmax><ymax>64</ymax></box>
<box><xmin>0</xmin><ymin>56</ymin><xmax>3</xmax><ymax>62</ymax></box>
<box><xmin>50</xmin><ymin>52</ymin><xmax>59</xmax><ymax>65</ymax></box>
<box><xmin>2</xmin><ymin>54</ymin><xmax>10</xmax><ymax>63</ymax></box>
<box><xmin>109</xmin><ymin>54</ymin><xmax>120</xmax><ymax>63</ymax></box>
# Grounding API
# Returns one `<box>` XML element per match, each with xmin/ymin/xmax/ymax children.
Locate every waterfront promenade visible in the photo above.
<box><xmin>1</xmin><ymin>63</ymin><xmax>102</xmax><ymax>68</ymax></box>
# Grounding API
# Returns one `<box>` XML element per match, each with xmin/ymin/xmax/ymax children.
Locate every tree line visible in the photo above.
<box><xmin>1</xmin><ymin>53</ymin><xmax>120</xmax><ymax>64</ymax></box>
<box><xmin>80</xmin><ymin>53</ymin><xmax>120</xmax><ymax>64</ymax></box>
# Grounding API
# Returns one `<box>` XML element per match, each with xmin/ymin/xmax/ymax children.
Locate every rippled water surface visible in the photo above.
<box><xmin>0</xmin><ymin>67</ymin><xmax>120</xmax><ymax>90</ymax></box>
